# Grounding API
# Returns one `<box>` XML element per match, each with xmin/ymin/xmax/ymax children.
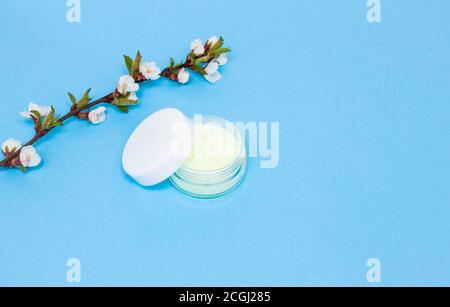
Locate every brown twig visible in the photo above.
<box><xmin>0</xmin><ymin>57</ymin><xmax>221</xmax><ymax>168</ymax></box>
<box><xmin>0</xmin><ymin>94</ymin><xmax>113</xmax><ymax>168</ymax></box>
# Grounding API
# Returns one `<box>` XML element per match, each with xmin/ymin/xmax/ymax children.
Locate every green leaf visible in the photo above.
<box><xmin>30</xmin><ymin>110</ymin><xmax>42</xmax><ymax>122</ymax></box>
<box><xmin>43</xmin><ymin>106</ymin><xmax>56</xmax><ymax>129</ymax></box>
<box><xmin>30</xmin><ymin>110</ymin><xmax>43</xmax><ymax>131</ymax></box>
<box><xmin>51</xmin><ymin>119</ymin><xmax>63</xmax><ymax>128</ymax></box>
<box><xmin>77</xmin><ymin>88</ymin><xmax>92</xmax><ymax>108</ymax></box>
<box><xmin>68</xmin><ymin>92</ymin><xmax>77</xmax><ymax>106</ymax></box>
<box><xmin>191</xmin><ymin>65</ymin><xmax>207</xmax><ymax>75</ymax></box>
<box><xmin>210</xmin><ymin>47</ymin><xmax>231</xmax><ymax>57</ymax></box>
<box><xmin>131</xmin><ymin>50</ymin><xmax>142</xmax><ymax>75</ymax></box>
<box><xmin>170</xmin><ymin>57</ymin><xmax>175</xmax><ymax>68</ymax></box>
<box><xmin>117</xmin><ymin>106</ymin><xmax>129</xmax><ymax>113</ymax></box>
<box><xmin>210</xmin><ymin>36</ymin><xmax>224</xmax><ymax>50</ymax></box>
<box><xmin>194</xmin><ymin>55</ymin><xmax>210</xmax><ymax>65</ymax></box>
<box><xmin>124</xmin><ymin>55</ymin><xmax>133</xmax><ymax>73</ymax></box>
<box><xmin>112</xmin><ymin>97</ymin><xmax>139</xmax><ymax>106</ymax></box>
<box><xmin>41</xmin><ymin>106</ymin><xmax>62</xmax><ymax>129</ymax></box>
<box><xmin>119</xmin><ymin>98</ymin><xmax>139</xmax><ymax>106</ymax></box>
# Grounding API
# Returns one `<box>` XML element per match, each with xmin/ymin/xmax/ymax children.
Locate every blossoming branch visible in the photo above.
<box><xmin>0</xmin><ymin>36</ymin><xmax>230</xmax><ymax>171</ymax></box>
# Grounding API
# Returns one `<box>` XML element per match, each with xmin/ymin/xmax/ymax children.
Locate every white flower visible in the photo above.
<box><xmin>20</xmin><ymin>102</ymin><xmax>52</xmax><ymax>119</ymax></box>
<box><xmin>205</xmin><ymin>61</ymin><xmax>219</xmax><ymax>75</ymax></box>
<box><xmin>203</xmin><ymin>60</ymin><xmax>223</xmax><ymax>84</ymax></box>
<box><xmin>139</xmin><ymin>62</ymin><xmax>161</xmax><ymax>81</ymax></box>
<box><xmin>190</xmin><ymin>39</ymin><xmax>205</xmax><ymax>56</ymax></box>
<box><xmin>177</xmin><ymin>68</ymin><xmax>190</xmax><ymax>84</ymax></box>
<box><xmin>128</xmin><ymin>92</ymin><xmax>138</xmax><ymax>101</ymax></box>
<box><xmin>204</xmin><ymin>71</ymin><xmax>222</xmax><ymax>84</ymax></box>
<box><xmin>19</xmin><ymin>146</ymin><xmax>41</xmax><ymax>168</ymax></box>
<box><xmin>207</xmin><ymin>36</ymin><xmax>219</xmax><ymax>47</ymax></box>
<box><xmin>2</xmin><ymin>138</ymin><xmax>22</xmax><ymax>154</ymax></box>
<box><xmin>88</xmin><ymin>107</ymin><xmax>107</xmax><ymax>125</ymax></box>
<box><xmin>215</xmin><ymin>54</ymin><xmax>228</xmax><ymax>66</ymax></box>
<box><xmin>116</xmin><ymin>75</ymin><xmax>139</xmax><ymax>95</ymax></box>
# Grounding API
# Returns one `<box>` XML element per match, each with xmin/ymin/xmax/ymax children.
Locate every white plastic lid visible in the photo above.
<box><xmin>122</xmin><ymin>108</ymin><xmax>193</xmax><ymax>186</ymax></box>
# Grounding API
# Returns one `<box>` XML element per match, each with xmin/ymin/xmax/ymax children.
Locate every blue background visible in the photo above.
<box><xmin>0</xmin><ymin>0</ymin><xmax>449</xmax><ymax>286</ymax></box>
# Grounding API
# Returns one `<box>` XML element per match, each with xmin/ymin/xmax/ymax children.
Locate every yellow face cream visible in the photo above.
<box><xmin>170</xmin><ymin>116</ymin><xmax>247</xmax><ymax>198</ymax></box>
<box><xmin>183</xmin><ymin>122</ymin><xmax>243</xmax><ymax>171</ymax></box>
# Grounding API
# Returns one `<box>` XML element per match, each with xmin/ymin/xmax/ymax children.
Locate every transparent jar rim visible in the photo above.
<box><xmin>170</xmin><ymin>154</ymin><xmax>247</xmax><ymax>198</ymax></box>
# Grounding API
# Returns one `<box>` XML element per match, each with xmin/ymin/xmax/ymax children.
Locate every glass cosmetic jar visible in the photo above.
<box><xmin>170</xmin><ymin>116</ymin><xmax>247</xmax><ymax>198</ymax></box>
<box><xmin>122</xmin><ymin>108</ymin><xmax>247</xmax><ymax>199</ymax></box>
